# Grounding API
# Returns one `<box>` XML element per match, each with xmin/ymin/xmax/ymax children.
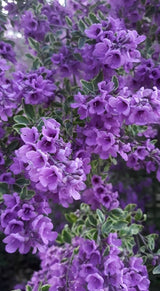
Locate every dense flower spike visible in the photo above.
<box><xmin>10</xmin><ymin>118</ymin><xmax>86</xmax><ymax>207</ymax></box>
<box><xmin>0</xmin><ymin>193</ymin><xmax>57</xmax><ymax>254</ymax></box>
<box><xmin>28</xmin><ymin>234</ymin><xmax>150</xmax><ymax>290</ymax></box>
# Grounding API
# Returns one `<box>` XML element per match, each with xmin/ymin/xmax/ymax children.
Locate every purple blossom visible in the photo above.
<box><xmin>39</xmin><ymin>166</ymin><xmax>62</xmax><ymax>191</ymax></box>
<box><xmin>85</xmin><ymin>24</ymin><xmax>103</xmax><ymax>40</ymax></box>
<box><xmin>86</xmin><ymin>273</ymin><xmax>104</xmax><ymax>290</ymax></box>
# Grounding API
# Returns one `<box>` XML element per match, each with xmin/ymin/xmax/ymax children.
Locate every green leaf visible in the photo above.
<box><xmin>25</xmin><ymin>53</ymin><xmax>35</xmax><ymax>60</ymax></box>
<box><xmin>112</xmin><ymin>75</ymin><xmax>119</xmax><ymax>91</ymax></box>
<box><xmin>65</xmin><ymin>16</ymin><xmax>73</xmax><ymax>27</ymax></box>
<box><xmin>147</xmin><ymin>234</ymin><xmax>158</xmax><ymax>251</ymax></box>
<box><xmin>13</xmin><ymin>124</ymin><xmax>26</xmax><ymax>133</ymax></box>
<box><xmin>92</xmin><ymin>70</ymin><xmax>103</xmax><ymax>91</ymax></box>
<box><xmin>0</xmin><ymin>182</ymin><xmax>9</xmax><ymax>194</ymax></box>
<box><xmin>26</xmin><ymin>190</ymin><xmax>35</xmax><ymax>200</ymax></box>
<box><xmin>23</xmin><ymin>100</ymin><xmax>35</xmax><ymax>121</ymax></box>
<box><xmin>85</xmin><ymin>228</ymin><xmax>97</xmax><ymax>240</ymax></box>
<box><xmin>80</xmin><ymin>203</ymin><xmax>90</xmax><ymax>212</ymax></box>
<box><xmin>123</xmin><ymin>237</ymin><xmax>135</xmax><ymax>253</ymax></box>
<box><xmin>81</xmin><ymin>80</ymin><xmax>94</xmax><ymax>94</ymax></box>
<box><xmin>26</xmin><ymin>286</ymin><xmax>32</xmax><ymax>291</ymax></box>
<box><xmin>114</xmin><ymin>220</ymin><xmax>127</xmax><ymax>230</ymax></box>
<box><xmin>73</xmin><ymin>53</ymin><xmax>83</xmax><ymax>61</ymax></box>
<box><xmin>62</xmin><ymin>228</ymin><xmax>72</xmax><ymax>243</ymax></box>
<box><xmin>103</xmin><ymin>246</ymin><xmax>110</xmax><ymax>257</ymax></box>
<box><xmin>129</xmin><ymin>224</ymin><xmax>143</xmax><ymax>235</ymax></box>
<box><xmin>32</xmin><ymin>58</ymin><xmax>41</xmax><ymax>70</ymax></box>
<box><xmin>84</xmin><ymin>17</ymin><xmax>92</xmax><ymax>26</ymax></box>
<box><xmin>41</xmin><ymin>285</ymin><xmax>51</xmax><ymax>291</ymax></box>
<box><xmin>65</xmin><ymin>212</ymin><xmax>77</xmax><ymax>224</ymax></box>
<box><xmin>78</xmin><ymin>37</ymin><xmax>86</xmax><ymax>48</ymax></box>
<box><xmin>20</xmin><ymin>187</ymin><xmax>35</xmax><ymax>200</ymax></box>
<box><xmin>16</xmin><ymin>178</ymin><xmax>30</xmax><ymax>186</ymax></box>
<box><xmin>125</xmin><ymin>204</ymin><xmax>137</xmax><ymax>212</ymax></box>
<box><xmin>20</xmin><ymin>186</ymin><xmax>28</xmax><ymax>199</ymax></box>
<box><xmin>96</xmin><ymin>209</ymin><xmax>105</xmax><ymax>223</ymax></box>
<box><xmin>28</xmin><ymin>37</ymin><xmax>40</xmax><ymax>51</ymax></box>
<box><xmin>14</xmin><ymin>115</ymin><xmax>29</xmax><ymax>125</ymax></box>
<box><xmin>135</xmin><ymin>209</ymin><xmax>143</xmax><ymax>221</ymax></box>
<box><xmin>101</xmin><ymin>219</ymin><xmax>113</xmax><ymax>235</ymax></box>
<box><xmin>13</xmin><ymin>184</ymin><xmax>21</xmax><ymax>193</ymax></box>
<box><xmin>89</xmin><ymin>13</ymin><xmax>99</xmax><ymax>23</ymax></box>
<box><xmin>56</xmin><ymin>234</ymin><xmax>64</xmax><ymax>244</ymax></box>
<box><xmin>109</xmin><ymin>208</ymin><xmax>124</xmax><ymax>219</ymax></box>
<box><xmin>8</xmin><ymin>140</ymin><xmax>20</xmax><ymax>152</ymax></box>
<box><xmin>78</xmin><ymin>19</ymin><xmax>86</xmax><ymax>32</ymax></box>
<box><xmin>153</xmin><ymin>264</ymin><xmax>160</xmax><ymax>275</ymax></box>
<box><xmin>98</xmin><ymin>10</ymin><xmax>105</xmax><ymax>20</ymax></box>
<box><xmin>88</xmin><ymin>214</ymin><xmax>97</xmax><ymax>226</ymax></box>
<box><xmin>145</xmin><ymin>5</ymin><xmax>155</xmax><ymax>17</ymax></box>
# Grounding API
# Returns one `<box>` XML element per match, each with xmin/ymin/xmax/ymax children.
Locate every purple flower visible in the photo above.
<box><xmin>97</xmin><ymin>132</ymin><xmax>115</xmax><ymax>151</ymax></box>
<box><xmin>0</xmin><ymin>172</ymin><xmax>15</xmax><ymax>184</ymax></box>
<box><xmin>0</xmin><ymin>41</ymin><xmax>16</xmax><ymax>63</ymax></box>
<box><xmin>42</xmin><ymin>118</ymin><xmax>60</xmax><ymax>142</ymax></box>
<box><xmin>21</xmin><ymin>127</ymin><xmax>39</xmax><ymax>145</ymax></box>
<box><xmin>129</xmin><ymin>106</ymin><xmax>151</xmax><ymax>125</ymax></box>
<box><xmin>91</xmin><ymin>175</ymin><xmax>102</xmax><ymax>186</ymax></box>
<box><xmin>18</xmin><ymin>204</ymin><xmax>36</xmax><ymax>221</ymax></box>
<box><xmin>39</xmin><ymin>166</ymin><xmax>62</xmax><ymax>191</ymax></box>
<box><xmin>1</xmin><ymin>209</ymin><xmax>16</xmax><ymax>228</ymax></box>
<box><xmin>4</xmin><ymin>219</ymin><xmax>24</xmax><ymax>235</ymax></box>
<box><xmin>86</xmin><ymin>273</ymin><xmax>104</xmax><ymax>290</ymax></box>
<box><xmin>109</xmin><ymin>96</ymin><xmax>130</xmax><ymax>116</ymax></box>
<box><xmin>37</xmin><ymin>137</ymin><xmax>56</xmax><ymax>153</ymax></box>
<box><xmin>3</xmin><ymin>193</ymin><xmax>20</xmax><ymax>209</ymax></box>
<box><xmin>85</xmin><ymin>24</ymin><xmax>103</xmax><ymax>39</ymax></box>
<box><xmin>84</xmin><ymin>129</ymin><xmax>97</xmax><ymax>146</ymax></box>
<box><xmin>104</xmin><ymin>49</ymin><xmax>122</xmax><ymax>68</ymax></box>
<box><xmin>51</xmin><ymin>53</ymin><xmax>64</xmax><ymax>64</ymax></box>
<box><xmin>82</xmin><ymin>240</ymin><xmax>96</xmax><ymax>256</ymax></box>
<box><xmin>88</xmin><ymin>97</ymin><xmax>105</xmax><ymax>115</ymax></box>
<box><xmin>104</xmin><ymin>255</ymin><xmax>123</xmax><ymax>275</ymax></box>
<box><xmin>101</xmin><ymin>194</ymin><xmax>111</xmax><ymax>208</ymax></box>
<box><xmin>93</xmin><ymin>39</ymin><xmax>111</xmax><ymax>58</ymax></box>
<box><xmin>32</xmin><ymin>215</ymin><xmax>57</xmax><ymax>244</ymax></box>
<box><xmin>137</xmin><ymin>277</ymin><xmax>150</xmax><ymax>290</ymax></box>
<box><xmin>26</xmin><ymin>150</ymin><xmax>47</xmax><ymax>168</ymax></box>
<box><xmin>3</xmin><ymin>233</ymin><xmax>30</xmax><ymax>254</ymax></box>
<box><xmin>80</xmin><ymin>264</ymin><xmax>97</xmax><ymax>277</ymax></box>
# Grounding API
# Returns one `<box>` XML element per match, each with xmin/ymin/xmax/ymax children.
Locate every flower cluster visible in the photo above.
<box><xmin>72</xmin><ymin>85</ymin><xmax>160</xmax><ymax>179</ymax></box>
<box><xmin>13</xmin><ymin>68</ymin><xmax>56</xmax><ymax>105</ymax></box>
<box><xmin>0</xmin><ymin>68</ymin><xmax>20</xmax><ymax>121</ymax></box>
<box><xmin>0</xmin><ymin>192</ymin><xmax>57</xmax><ymax>254</ymax></box>
<box><xmin>28</xmin><ymin>233</ymin><xmax>150</xmax><ymax>290</ymax></box>
<box><xmin>21</xmin><ymin>10</ymin><xmax>50</xmax><ymax>41</ymax></box>
<box><xmin>0</xmin><ymin>41</ymin><xmax>16</xmax><ymax>63</ymax></box>
<box><xmin>83</xmin><ymin>175</ymin><xmax>119</xmax><ymax>210</ymax></box>
<box><xmin>81</xmin><ymin>17</ymin><xmax>145</xmax><ymax>80</ymax></box>
<box><xmin>10</xmin><ymin>118</ymin><xmax>86</xmax><ymax>207</ymax></box>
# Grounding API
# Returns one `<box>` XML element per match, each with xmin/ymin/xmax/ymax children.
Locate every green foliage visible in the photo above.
<box><xmin>22</xmin><ymin>100</ymin><xmax>35</xmax><ymax>121</ymax></box>
<box><xmin>112</xmin><ymin>75</ymin><xmax>119</xmax><ymax>91</ymax></box>
<box><xmin>28</xmin><ymin>37</ymin><xmax>40</xmax><ymax>52</ymax></box>
<box><xmin>65</xmin><ymin>16</ymin><xmax>73</xmax><ymax>27</ymax></box>
<box><xmin>78</xmin><ymin>19</ymin><xmax>86</xmax><ymax>32</ymax></box>
<box><xmin>88</xmin><ymin>12</ymin><xmax>100</xmax><ymax>23</ymax></box>
<box><xmin>20</xmin><ymin>186</ymin><xmax>35</xmax><ymax>200</ymax></box>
